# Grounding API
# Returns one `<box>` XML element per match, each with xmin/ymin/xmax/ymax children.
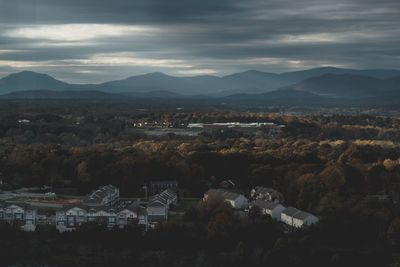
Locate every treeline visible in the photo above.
<box><xmin>1</xmin><ymin>137</ymin><xmax>400</xmax><ymax>209</ymax></box>
<box><xmin>1</xmin><ymin>111</ymin><xmax>400</xmax><ymax>147</ymax></box>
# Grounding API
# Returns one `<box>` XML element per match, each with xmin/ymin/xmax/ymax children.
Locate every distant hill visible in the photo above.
<box><xmin>1</xmin><ymin>67</ymin><xmax>399</xmax><ymax>96</ymax></box>
<box><xmin>0</xmin><ymin>89</ymin><xmax>191</xmax><ymax>101</ymax></box>
<box><xmin>284</xmin><ymin>74</ymin><xmax>400</xmax><ymax>98</ymax></box>
<box><xmin>0</xmin><ymin>71</ymin><xmax>74</xmax><ymax>94</ymax></box>
<box><xmin>279</xmin><ymin>67</ymin><xmax>400</xmax><ymax>82</ymax></box>
<box><xmin>0</xmin><ymin>90</ymin><xmax>124</xmax><ymax>100</ymax></box>
<box><xmin>219</xmin><ymin>73</ymin><xmax>400</xmax><ymax>107</ymax></box>
<box><xmin>221</xmin><ymin>89</ymin><xmax>330</xmax><ymax>106</ymax></box>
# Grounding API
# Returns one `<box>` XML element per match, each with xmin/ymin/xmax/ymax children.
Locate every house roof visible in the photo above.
<box><xmin>282</xmin><ymin>207</ymin><xmax>316</xmax><ymax>221</ymax></box>
<box><xmin>293</xmin><ymin>211</ymin><xmax>315</xmax><ymax>220</ymax></box>
<box><xmin>220</xmin><ymin>179</ymin><xmax>236</xmax><ymax>187</ymax></box>
<box><xmin>205</xmin><ymin>188</ymin><xmax>244</xmax><ymax>201</ymax></box>
<box><xmin>59</xmin><ymin>203</ymin><xmax>146</xmax><ymax>216</ymax></box>
<box><xmin>83</xmin><ymin>185</ymin><xmax>118</xmax><ymax>204</ymax></box>
<box><xmin>59</xmin><ymin>204</ymin><xmax>87</xmax><ymax>212</ymax></box>
<box><xmin>148</xmin><ymin>188</ymin><xmax>177</xmax><ymax>207</ymax></box>
<box><xmin>0</xmin><ymin>202</ymin><xmax>34</xmax><ymax>211</ymax></box>
<box><xmin>282</xmin><ymin>207</ymin><xmax>301</xmax><ymax>216</ymax></box>
<box><xmin>126</xmin><ymin>201</ymin><xmax>147</xmax><ymax>216</ymax></box>
<box><xmin>250</xmin><ymin>200</ymin><xmax>282</xmax><ymax>210</ymax></box>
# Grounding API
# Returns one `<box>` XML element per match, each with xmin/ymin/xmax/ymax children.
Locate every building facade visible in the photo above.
<box><xmin>0</xmin><ymin>202</ymin><xmax>37</xmax><ymax>231</ymax></box>
<box><xmin>281</xmin><ymin>207</ymin><xmax>319</xmax><ymax>228</ymax></box>
<box><xmin>249</xmin><ymin>200</ymin><xmax>286</xmax><ymax>220</ymax></box>
<box><xmin>147</xmin><ymin>189</ymin><xmax>178</xmax><ymax>221</ymax></box>
<box><xmin>204</xmin><ymin>189</ymin><xmax>248</xmax><ymax>210</ymax></box>
<box><xmin>56</xmin><ymin>204</ymin><xmax>148</xmax><ymax>232</ymax></box>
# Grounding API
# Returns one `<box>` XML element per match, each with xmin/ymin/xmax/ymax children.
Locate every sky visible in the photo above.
<box><xmin>0</xmin><ymin>0</ymin><xmax>399</xmax><ymax>83</ymax></box>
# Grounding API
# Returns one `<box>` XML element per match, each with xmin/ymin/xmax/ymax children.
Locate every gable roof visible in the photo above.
<box><xmin>58</xmin><ymin>204</ymin><xmax>146</xmax><ymax>216</ymax></box>
<box><xmin>250</xmin><ymin>200</ymin><xmax>282</xmax><ymax>210</ymax></box>
<box><xmin>293</xmin><ymin>211</ymin><xmax>315</xmax><ymax>220</ymax></box>
<box><xmin>0</xmin><ymin>202</ymin><xmax>34</xmax><ymax>211</ymax></box>
<box><xmin>282</xmin><ymin>207</ymin><xmax>301</xmax><ymax>216</ymax></box>
<box><xmin>148</xmin><ymin>188</ymin><xmax>177</xmax><ymax>206</ymax></box>
<box><xmin>282</xmin><ymin>207</ymin><xmax>317</xmax><ymax>221</ymax></box>
<box><xmin>205</xmin><ymin>189</ymin><xmax>244</xmax><ymax>201</ymax></box>
<box><xmin>83</xmin><ymin>185</ymin><xmax>118</xmax><ymax>204</ymax></box>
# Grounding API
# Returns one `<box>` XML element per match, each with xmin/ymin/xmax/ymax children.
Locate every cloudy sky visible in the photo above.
<box><xmin>0</xmin><ymin>0</ymin><xmax>399</xmax><ymax>83</ymax></box>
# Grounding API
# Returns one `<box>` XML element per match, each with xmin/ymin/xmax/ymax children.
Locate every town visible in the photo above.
<box><xmin>0</xmin><ymin>181</ymin><xmax>318</xmax><ymax>232</ymax></box>
<box><xmin>0</xmin><ymin>109</ymin><xmax>399</xmax><ymax>266</ymax></box>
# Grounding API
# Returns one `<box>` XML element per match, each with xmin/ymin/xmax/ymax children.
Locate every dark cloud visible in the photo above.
<box><xmin>0</xmin><ymin>0</ymin><xmax>399</xmax><ymax>82</ymax></box>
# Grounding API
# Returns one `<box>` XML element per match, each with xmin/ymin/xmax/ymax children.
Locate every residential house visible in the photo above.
<box><xmin>250</xmin><ymin>186</ymin><xmax>284</xmax><ymax>203</ymax></box>
<box><xmin>86</xmin><ymin>206</ymin><xmax>118</xmax><ymax>227</ymax></box>
<box><xmin>0</xmin><ymin>202</ymin><xmax>37</xmax><ymax>231</ymax></box>
<box><xmin>118</xmin><ymin>202</ymin><xmax>148</xmax><ymax>227</ymax></box>
<box><xmin>281</xmin><ymin>207</ymin><xmax>319</xmax><ymax>228</ymax></box>
<box><xmin>249</xmin><ymin>200</ymin><xmax>286</xmax><ymax>221</ymax></box>
<box><xmin>146</xmin><ymin>189</ymin><xmax>178</xmax><ymax>221</ymax></box>
<box><xmin>36</xmin><ymin>211</ymin><xmax>55</xmax><ymax>225</ymax></box>
<box><xmin>56</xmin><ymin>205</ymin><xmax>87</xmax><ymax>230</ymax></box>
<box><xmin>219</xmin><ymin>179</ymin><xmax>236</xmax><ymax>189</ymax></box>
<box><xmin>204</xmin><ymin>189</ymin><xmax>248</xmax><ymax>210</ymax></box>
<box><xmin>146</xmin><ymin>199</ymin><xmax>168</xmax><ymax>221</ymax></box>
<box><xmin>83</xmin><ymin>185</ymin><xmax>119</xmax><ymax>207</ymax></box>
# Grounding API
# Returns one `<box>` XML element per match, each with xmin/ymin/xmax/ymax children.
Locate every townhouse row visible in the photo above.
<box><xmin>0</xmin><ymin>186</ymin><xmax>178</xmax><ymax>232</ymax></box>
<box><xmin>56</xmin><ymin>203</ymin><xmax>148</xmax><ymax>231</ymax></box>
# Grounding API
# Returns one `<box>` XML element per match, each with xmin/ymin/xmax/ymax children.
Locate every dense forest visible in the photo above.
<box><xmin>1</xmin><ymin>105</ymin><xmax>400</xmax><ymax>266</ymax></box>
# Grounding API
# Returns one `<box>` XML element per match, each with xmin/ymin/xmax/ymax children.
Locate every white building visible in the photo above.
<box><xmin>249</xmin><ymin>200</ymin><xmax>286</xmax><ymax>221</ymax></box>
<box><xmin>146</xmin><ymin>189</ymin><xmax>178</xmax><ymax>221</ymax></box>
<box><xmin>0</xmin><ymin>203</ymin><xmax>37</xmax><ymax>231</ymax></box>
<box><xmin>56</xmin><ymin>204</ymin><xmax>148</xmax><ymax>232</ymax></box>
<box><xmin>204</xmin><ymin>189</ymin><xmax>248</xmax><ymax>210</ymax></box>
<box><xmin>281</xmin><ymin>207</ymin><xmax>319</xmax><ymax>228</ymax></box>
<box><xmin>146</xmin><ymin>199</ymin><xmax>168</xmax><ymax>221</ymax></box>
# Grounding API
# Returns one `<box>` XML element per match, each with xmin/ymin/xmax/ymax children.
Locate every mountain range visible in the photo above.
<box><xmin>0</xmin><ymin>67</ymin><xmax>400</xmax><ymax>107</ymax></box>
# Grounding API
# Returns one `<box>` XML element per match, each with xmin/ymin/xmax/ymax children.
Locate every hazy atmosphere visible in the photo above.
<box><xmin>0</xmin><ymin>0</ymin><xmax>399</xmax><ymax>83</ymax></box>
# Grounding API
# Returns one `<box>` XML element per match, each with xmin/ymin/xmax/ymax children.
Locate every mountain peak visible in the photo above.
<box><xmin>0</xmin><ymin>70</ymin><xmax>71</xmax><ymax>94</ymax></box>
<box><xmin>142</xmin><ymin>72</ymin><xmax>170</xmax><ymax>77</ymax></box>
<box><xmin>2</xmin><ymin>71</ymin><xmax>61</xmax><ymax>82</ymax></box>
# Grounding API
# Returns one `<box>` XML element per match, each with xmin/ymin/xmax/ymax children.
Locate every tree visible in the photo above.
<box><xmin>77</xmin><ymin>161</ymin><xmax>92</xmax><ymax>187</ymax></box>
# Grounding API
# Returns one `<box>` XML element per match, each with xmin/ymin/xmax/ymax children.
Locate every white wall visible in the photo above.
<box><xmin>270</xmin><ymin>204</ymin><xmax>286</xmax><ymax>221</ymax></box>
<box><xmin>280</xmin><ymin>213</ymin><xmax>293</xmax><ymax>226</ymax></box>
